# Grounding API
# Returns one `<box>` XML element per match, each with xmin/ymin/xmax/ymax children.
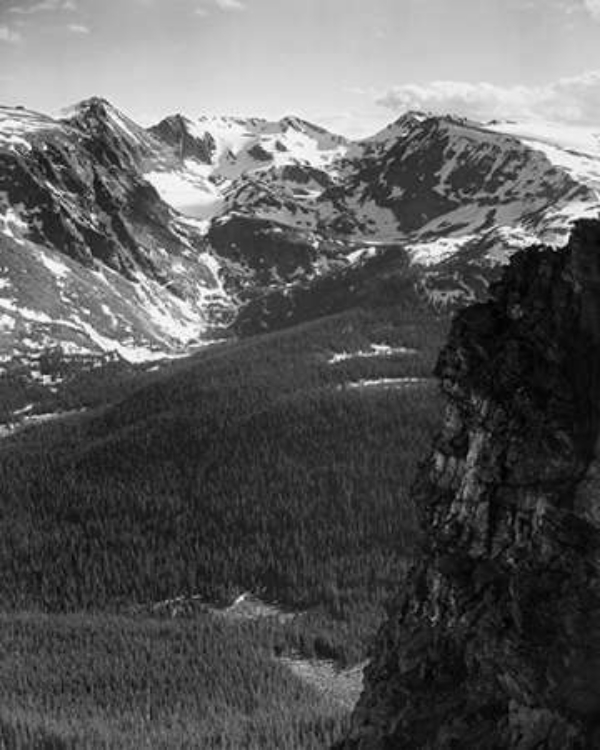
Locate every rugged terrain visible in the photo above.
<box><xmin>3</xmin><ymin>95</ymin><xmax>600</xmax><ymax>748</ymax></box>
<box><xmin>337</xmin><ymin>219</ymin><xmax>600</xmax><ymax>749</ymax></box>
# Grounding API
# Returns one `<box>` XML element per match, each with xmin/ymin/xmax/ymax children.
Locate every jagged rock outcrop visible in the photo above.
<box><xmin>149</xmin><ymin>114</ymin><xmax>217</xmax><ymax>164</ymax></box>
<box><xmin>337</xmin><ymin>219</ymin><xmax>600</xmax><ymax>749</ymax></box>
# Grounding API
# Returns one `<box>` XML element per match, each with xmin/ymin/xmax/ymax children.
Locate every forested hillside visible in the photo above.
<box><xmin>1</xmin><ymin>304</ymin><xmax>445</xmax><ymax>618</ymax></box>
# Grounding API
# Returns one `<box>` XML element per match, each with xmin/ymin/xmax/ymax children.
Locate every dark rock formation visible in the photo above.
<box><xmin>247</xmin><ymin>143</ymin><xmax>274</xmax><ymax>162</ymax></box>
<box><xmin>207</xmin><ymin>215</ymin><xmax>348</xmax><ymax>289</ymax></box>
<box><xmin>337</xmin><ymin>219</ymin><xmax>600</xmax><ymax>749</ymax></box>
<box><xmin>149</xmin><ymin>114</ymin><xmax>216</xmax><ymax>164</ymax></box>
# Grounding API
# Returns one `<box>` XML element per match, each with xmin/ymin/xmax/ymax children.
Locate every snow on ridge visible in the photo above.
<box><xmin>346</xmin><ymin>246</ymin><xmax>379</xmax><ymax>265</ymax></box>
<box><xmin>0</xmin><ymin>106</ymin><xmax>58</xmax><ymax>137</ymax></box>
<box><xmin>487</xmin><ymin>119</ymin><xmax>600</xmax><ymax>195</ymax></box>
<box><xmin>39</xmin><ymin>252</ymin><xmax>71</xmax><ymax>280</ymax></box>
<box><xmin>488</xmin><ymin>120</ymin><xmax>600</xmax><ymax>157</ymax></box>
<box><xmin>328</xmin><ymin>344</ymin><xmax>418</xmax><ymax>364</ymax></box>
<box><xmin>344</xmin><ymin>377</ymin><xmax>428</xmax><ymax>390</ymax></box>
<box><xmin>406</xmin><ymin>235</ymin><xmax>477</xmax><ymax>266</ymax></box>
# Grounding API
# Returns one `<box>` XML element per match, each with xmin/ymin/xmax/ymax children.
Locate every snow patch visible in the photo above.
<box><xmin>40</xmin><ymin>252</ymin><xmax>71</xmax><ymax>279</ymax></box>
<box><xmin>346</xmin><ymin>246</ymin><xmax>379</xmax><ymax>265</ymax></box>
<box><xmin>407</xmin><ymin>235</ymin><xmax>477</xmax><ymax>266</ymax></box>
<box><xmin>344</xmin><ymin>377</ymin><xmax>428</xmax><ymax>390</ymax></box>
<box><xmin>329</xmin><ymin>344</ymin><xmax>418</xmax><ymax>364</ymax></box>
<box><xmin>145</xmin><ymin>166</ymin><xmax>224</xmax><ymax>219</ymax></box>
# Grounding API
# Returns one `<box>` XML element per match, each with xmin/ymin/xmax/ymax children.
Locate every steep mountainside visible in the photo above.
<box><xmin>0</xmin><ymin>101</ymin><xmax>234</xmax><ymax>363</ymax></box>
<box><xmin>337</xmin><ymin>219</ymin><xmax>600</xmax><ymax>749</ymax></box>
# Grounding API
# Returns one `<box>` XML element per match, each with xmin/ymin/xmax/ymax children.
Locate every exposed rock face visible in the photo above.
<box><xmin>149</xmin><ymin>114</ymin><xmax>216</xmax><ymax>164</ymax></box>
<box><xmin>338</xmin><ymin>219</ymin><xmax>600</xmax><ymax>749</ymax></box>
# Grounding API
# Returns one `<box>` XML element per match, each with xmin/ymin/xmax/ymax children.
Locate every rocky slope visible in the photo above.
<box><xmin>337</xmin><ymin>219</ymin><xmax>600</xmax><ymax>749</ymax></box>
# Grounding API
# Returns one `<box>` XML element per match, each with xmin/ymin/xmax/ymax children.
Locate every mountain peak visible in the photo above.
<box><xmin>148</xmin><ymin>113</ymin><xmax>216</xmax><ymax>163</ymax></box>
<box><xmin>158</xmin><ymin>112</ymin><xmax>191</xmax><ymax>126</ymax></box>
<box><xmin>279</xmin><ymin>115</ymin><xmax>307</xmax><ymax>130</ymax></box>
<box><xmin>62</xmin><ymin>96</ymin><xmax>119</xmax><ymax>119</ymax></box>
<box><xmin>365</xmin><ymin>110</ymin><xmax>430</xmax><ymax>144</ymax></box>
<box><xmin>394</xmin><ymin>109</ymin><xmax>431</xmax><ymax>125</ymax></box>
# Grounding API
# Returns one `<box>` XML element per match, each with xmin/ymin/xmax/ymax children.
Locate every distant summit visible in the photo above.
<box><xmin>149</xmin><ymin>114</ymin><xmax>217</xmax><ymax>164</ymax></box>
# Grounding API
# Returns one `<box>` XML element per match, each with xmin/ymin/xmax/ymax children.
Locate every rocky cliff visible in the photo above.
<box><xmin>337</xmin><ymin>219</ymin><xmax>600</xmax><ymax>749</ymax></box>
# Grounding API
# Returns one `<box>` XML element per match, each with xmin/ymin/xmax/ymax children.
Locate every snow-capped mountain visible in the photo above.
<box><xmin>204</xmin><ymin>111</ymin><xmax>600</xmax><ymax>310</ymax></box>
<box><xmin>176</xmin><ymin>113</ymin><xmax>349</xmax><ymax>176</ymax></box>
<box><xmin>315</xmin><ymin>113</ymin><xmax>595</xmax><ymax>242</ymax></box>
<box><xmin>2</xmin><ymin>95</ymin><xmax>600</xmax><ymax>368</ymax></box>
<box><xmin>143</xmin><ymin>111</ymin><xmax>349</xmax><ymax>220</ymax></box>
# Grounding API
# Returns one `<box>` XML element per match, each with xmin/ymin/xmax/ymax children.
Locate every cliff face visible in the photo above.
<box><xmin>339</xmin><ymin>219</ymin><xmax>600</xmax><ymax>749</ymax></box>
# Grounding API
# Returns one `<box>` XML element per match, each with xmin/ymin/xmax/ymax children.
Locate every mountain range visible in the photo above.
<box><xmin>2</xmin><ymin>97</ymin><xmax>599</xmax><ymax>372</ymax></box>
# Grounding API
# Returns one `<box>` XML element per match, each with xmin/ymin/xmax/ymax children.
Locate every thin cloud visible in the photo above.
<box><xmin>8</xmin><ymin>0</ymin><xmax>76</xmax><ymax>14</ymax></box>
<box><xmin>552</xmin><ymin>0</ymin><xmax>600</xmax><ymax>19</ymax></box>
<box><xmin>512</xmin><ymin>0</ymin><xmax>600</xmax><ymax>19</ymax></box>
<box><xmin>195</xmin><ymin>0</ymin><xmax>246</xmax><ymax>13</ymax></box>
<box><xmin>375</xmin><ymin>71</ymin><xmax>600</xmax><ymax>125</ymax></box>
<box><xmin>215</xmin><ymin>0</ymin><xmax>245</xmax><ymax>9</ymax></box>
<box><xmin>317</xmin><ymin>110</ymin><xmax>391</xmax><ymax>140</ymax></box>
<box><xmin>583</xmin><ymin>0</ymin><xmax>600</xmax><ymax>18</ymax></box>
<box><xmin>0</xmin><ymin>23</ymin><xmax>21</xmax><ymax>41</ymax></box>
<box><xmin>67</xmin><ymin>21</ymin><xmax>89</xmax><ymax>33</ymax></box>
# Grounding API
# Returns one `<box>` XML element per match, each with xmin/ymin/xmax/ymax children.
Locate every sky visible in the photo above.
<box><xmin>1</xmin><ymin>0</ymin><xmax>600</xmax><ymax>137</ymax></box>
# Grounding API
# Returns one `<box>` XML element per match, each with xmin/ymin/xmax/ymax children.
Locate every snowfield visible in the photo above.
<box><xmin>145</xmin><ymin>163</ymin><xmax>224</xmax><ymax>220</ymax></box>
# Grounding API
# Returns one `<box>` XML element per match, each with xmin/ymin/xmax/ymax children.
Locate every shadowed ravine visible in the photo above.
<box><xmin>336</xmin><ymin>219</ymin><xmax>600</xmax><ymax>749</ymax></box>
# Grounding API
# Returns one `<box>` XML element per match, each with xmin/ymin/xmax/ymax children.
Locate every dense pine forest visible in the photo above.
<box><xmin>0</xmin><ymin>302</ymin><xmax>447</xmax><ymax>748</ymax></box>
<box><xmin>0</xmin><ymin>613</ymin><xmax>348</xmax><ymax>749</ymax></box>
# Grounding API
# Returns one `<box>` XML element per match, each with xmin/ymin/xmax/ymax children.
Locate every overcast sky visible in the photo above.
<box><xmin>1</xmin><ymin>0</ymin><xmax>600</xmax><ymax>137</ymax></box>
